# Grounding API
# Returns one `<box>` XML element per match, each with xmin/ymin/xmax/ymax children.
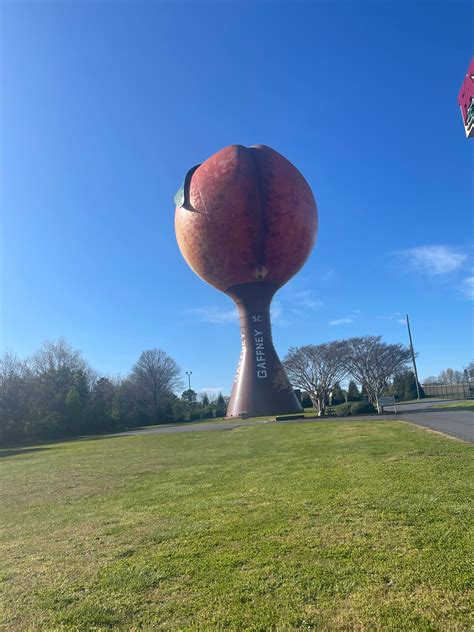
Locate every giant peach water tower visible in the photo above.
<box><xmin>175</xmin><ymin>144</ymin><xmax>317</xmax><ymax>417</ymax></box>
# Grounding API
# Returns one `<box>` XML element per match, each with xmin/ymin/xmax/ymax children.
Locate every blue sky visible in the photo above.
<box><xmin>1</xmin><ymin>1</ymin><xmax>473</xmax><ymax>395</ymax></box>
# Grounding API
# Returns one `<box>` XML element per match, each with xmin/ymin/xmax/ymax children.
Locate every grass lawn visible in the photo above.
<box><xmin>437</xmin><ymin>400</ymin><xmax>474</xmax><ymax>412</ymax></box>
<box><xmin>1</xmin><ymin>421</ymin><xmax>472</xmax><ymax>630</ymax></box>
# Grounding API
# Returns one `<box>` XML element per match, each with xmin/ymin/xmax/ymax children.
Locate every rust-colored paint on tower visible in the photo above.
<box><xmin>175</xmin><ymin>144</ymin><xmax>318</xmax><ymax>417</ymax></box>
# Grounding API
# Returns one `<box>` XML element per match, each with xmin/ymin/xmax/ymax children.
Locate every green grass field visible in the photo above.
<box><xmin>437</xmin><ymin>400</ymin><xmax>474</xmax><ymax>412</ymax></box>
<box><xmin>1</xmin><ymin>421</ymin><xmax>472</xmax><ymax>630</ymax></box>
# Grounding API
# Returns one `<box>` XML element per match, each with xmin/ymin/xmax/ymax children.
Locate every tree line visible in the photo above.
<box><xmin>283</xmin><ymin>335</ymin><xmax>422</xmax><ymax>416</ymax></box>
<box><xmin>2</xmin><ymin>335</ymin><xmax>468</xmax><ymax>445</ymax></box>
<box><xmin>424</xmin><ymin>362</ymin><xmax>474</xmax><ymax>385</ymax></box>
<box><xmin>298</xmin><ymin>373</ymin><xmax>423</xmax><ymax>411</ymax></box>
<box><xmin>0</xmin><ymin>340</ymin><xmax>226</xmax><ymax>445</ymax></box>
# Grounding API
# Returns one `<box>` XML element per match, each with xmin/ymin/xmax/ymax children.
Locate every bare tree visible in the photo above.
<box><xmin>343</xmin><ymin>336</ymin><xmax>412</xmax><ymax>412</ymax></box>
<box><xmin>438</xmin><ymin>368</ymin><xmax>464</xmax><ymax>384</ymax></box>
<box><xmin>424</xmin><ymin>364</ymin><xmax>471</xmax><ymax>385</ymax></box>
<box><xmin>0</xmin><ymin>351</ymin><xmax>30</xmax><ymax>442</ymax></box>
<box><xmin>284</xmin><ymin>342</ymin><xmax>348</xmax><ymax>416</ymax></box>
<box><xmin>0</xmin><ymin>351</ymin><xmax>27</xmax><ymax>388</ymax></box>
<box><xmin>31</xmin><ymin>339</ymin><xmax>88</xmax><ymax>376</ymax></box>
<box><xmin>130</xmin><ymin>349</ymin><xmax>183</xmax><ymax>422</ymax></box>
<box><xmin>464</xmin><ymin>360</ymin><xmax>474</xmax><ymax>382</ymax></box>
<box><xmin>28</xmin><ymin>339</ymin><xmax>93</xmax><ymax>436</ymax></box>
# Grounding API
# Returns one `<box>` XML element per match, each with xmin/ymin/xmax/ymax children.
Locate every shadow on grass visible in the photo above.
<box><xmin>0</xmin><ymin>447</ymin><xmax>53</xmax><ymax>459</ymax></box>
<box><xmin>0</xmin><ymin>430</ymin><xmax>141</xmax><ymax>453</ymax></box>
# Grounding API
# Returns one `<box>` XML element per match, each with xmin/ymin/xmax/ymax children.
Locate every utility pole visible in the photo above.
<box><xmin>406</xmin><ymin>314</ymin><xmax>421</xmax><ymax>399</ymax></box>
<box><xmin>186</xmin><ymin>371</ymin><xmax>192</xmax><ymax>392</ymax></box>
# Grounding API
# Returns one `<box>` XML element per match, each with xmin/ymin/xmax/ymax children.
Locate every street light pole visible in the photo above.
<box><xmin>406</xmin><ymin>314</ymin><xmax>421</xmax><ymax>399</ymax></box>
<box><xmin>186</xmin><ymin>371</ymin><xmax>192</xmax><ymax>392</ymax></box>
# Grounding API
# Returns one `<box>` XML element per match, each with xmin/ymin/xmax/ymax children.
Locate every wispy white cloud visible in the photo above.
<box><xmin>187</xmin><ymin>306</ymin><xmax>237</xmax><ymax>325</ymax></box>
<box><xmin>397</xmin><ymin>245</ymin><xmax>467</xmax><ymax>276</ymax></box>
<box><xmin>271</xmin><ymin>300</ymin><xmax>287</xmax><ymax>325</ymax></box>
<box><xmin>200</xmin><ymin>387</ymin><xmax>223</xmax><ymax>394</ymax></box>
<box><xmin>186</xmin><ymin>300</ymin><xmax>287</xmax><ymax>326</ymax></box>
<box><xmin>329</xmin><ymin>317</ymin><xmax>353</xmax><ymax>326</ymax></box>
<box><xmin>292</xmin><ymin>290</ymin><xmax>324</xmax><ymax>311</ymax></box>
<box><xmin>315</xmin><ymin>269</ymin><xmax>335</xmax><ymax>283</ymax></box>
<box><xmin>283</xmin><ymin>287</ymin><xmax>323</xmax><ymax>319</ymax></box>
<box><xmin>388</xmin><ymin>312</ymin><xmax>407</xmax><ymax>325</ymax></box>
<box><xmin>329</xmin><ymin>308</ymin><xmax>360</xmax><ymax>326</ymax></box>
<box><xmin>461</xmin><ymin>275</ymin><xmax>474</xmax><ymax>300</ymax></box>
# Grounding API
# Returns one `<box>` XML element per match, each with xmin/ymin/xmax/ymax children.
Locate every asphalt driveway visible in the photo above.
<box><xmin>384</xmin><ymin>399</ymin><xmax>474</xmax><ymax>443</ymax></box>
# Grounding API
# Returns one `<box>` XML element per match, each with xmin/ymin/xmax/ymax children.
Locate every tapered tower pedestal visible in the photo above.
<box><xmin>225</xmin><ymin>282</ymin><xmax>303</xmax><ymax>418</ymax></box>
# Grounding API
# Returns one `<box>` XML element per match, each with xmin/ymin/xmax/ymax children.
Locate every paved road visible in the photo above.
<box><xmin>113</xmin><ymin>399</ymin><xmax>473</xmax><ymax>443</ymax></box>
<box><xmin>384</xmin><ymin>399</ymin><xmax>474</xmax><ymax>443</ymax></box>
<box><xmin>385</xmin><ymin>398</ymin><xmax>454</xmax><ymax>413</ymax></box>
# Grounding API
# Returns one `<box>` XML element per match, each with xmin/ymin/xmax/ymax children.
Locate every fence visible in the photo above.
<box><xmin>422</xmin><ymin>382</ymin><xmax>474</xmax><ymax>400</ymax></box>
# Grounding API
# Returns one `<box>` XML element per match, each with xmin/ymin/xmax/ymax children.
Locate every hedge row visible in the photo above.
<box><xmin>333</xmin><ymin>401</ymin><xmax>376</xmax><ymax>416</ymax></box>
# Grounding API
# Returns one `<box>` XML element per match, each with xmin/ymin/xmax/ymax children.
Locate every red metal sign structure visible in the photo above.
<box><xmin>458</xmin><ymin>57</ymin><xmax>474</xmax><ymax>138</ymax></box>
